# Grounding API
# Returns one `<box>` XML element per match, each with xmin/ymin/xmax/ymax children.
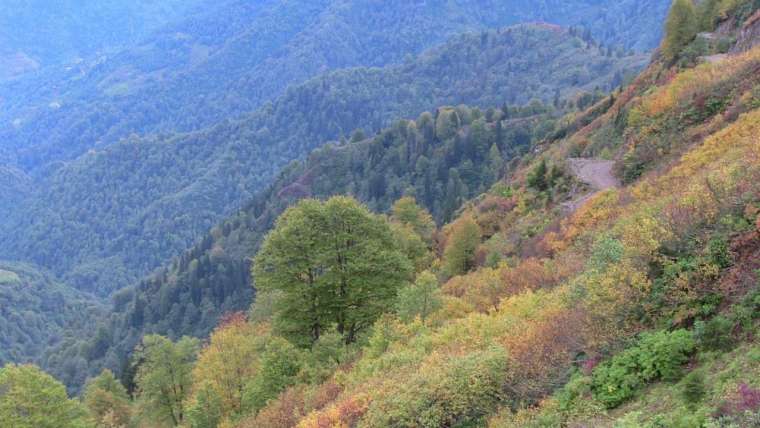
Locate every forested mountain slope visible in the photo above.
<box><xmin>38</xmin><ymin>0</ymin><xmax>758</xmax><ymax>423</ymax></box>
<box><xmin>46</xmin><ymin>100</ymin><xmax>567</xmax><ymax>391</ymax></box>
<box><xmin>4</xmin><ymin>2</ymin><xmax>760</xmax><ymax>427</ymax></box>
<box><xmin>0</xmin><ymin>25</ymin><xmax>648</xmax><ymax>298</ymax></box>
<box><xmin>0</xmin><ymin>0</ymin><xmax>204</xmax><ymax>81</ymax></box>
<box><xmin>0</xmin><ymin>0</ymin><xmax>670</xmax><ymax>174</ymax></box>
<box><xmin>0</xmin><ymin>262</ymin><xmax>104</xmax><ymax>374</ymax></box>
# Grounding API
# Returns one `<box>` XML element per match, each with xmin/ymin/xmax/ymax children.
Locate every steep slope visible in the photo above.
<box><xmin>0</xmin><ymin>0</ymin><xmax>670</xmax><ymax>173</ymax></box>
<box><xmin>0</xmin><ymin>261</ymin><xmax>104</xmax><ymax>380</ymax></box>
<box><xmin>264</xmin><ymin>43</ymin><xmax>760</xmax><ymax>428</ymax></box>
<box><xmin>48</xmin><ymin>101</ymin><xmax>563</xmax><ymax>390</ymax></box>
<box><xmin>0</xmin><ymin>25</ymin><xmax>648</xmax><ymax>297</ymax></box>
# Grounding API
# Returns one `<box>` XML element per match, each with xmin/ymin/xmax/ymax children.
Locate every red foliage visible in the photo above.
<box><xmin>217</xmin><ymin>311</ymin><xmax>248</xmax><ymax>329</ymax></box>
<box><xmin>502</xmin><ymin>309</ymin><xmax>586</xmax><ymax>402</ymax></box>
<box><xmin>241</xmin><ymin>387</ymin><xmax>306</xmax><ymax>428</ymax></box>
<box><xmin>737</xmin><ymin>383</ymin><xmax>760</xmax><ymax>413</ymax></box>
<box><xmin>581</xmin><ymin>355</ymin><xmax>602</xmax><ymax>375</ymax></box>
<box><xmin>308</xmin><ymin>380</ymin><xmax>343</xmax><ymax>411</ymax></box>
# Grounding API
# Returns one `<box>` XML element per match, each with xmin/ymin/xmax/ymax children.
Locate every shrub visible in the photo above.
<box><xmin>694</xmin><ymin>316</ymin><xmax>735</xmax><ymax>351</ymax></box>
<box><xmin>591</xmin><ymin>329</ymin><xmax>696</xmax><ymax>408</ymax></box>
<box><xmin>681</xmin><ymin>371</ymin><xmax>706</xmax><ymax>408</ymax></box>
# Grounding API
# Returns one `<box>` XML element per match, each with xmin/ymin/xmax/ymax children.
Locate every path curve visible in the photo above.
<box><xmin>562</xmin><ymin>158</ymin><xmax>620</xmax><ymax>213</ymax></box>
<box><xmin>567</xmin><ymin>158</ymin><xmax>619</xmax><ymax>191</ymax></box>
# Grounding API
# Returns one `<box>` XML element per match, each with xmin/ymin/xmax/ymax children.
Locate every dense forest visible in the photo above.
<box><xmin>0</xmin><ymin>0</ymin><xmax>669</xmax><ymax>171</ymax></box>
<box><xmin>0</xmin><ymin>0</ymin><xmax>204</xmax><ymax>80</ymax></box>
<box><xmin>0</xmin><ymin>25</ymin><xmax>645</xmax><ymax>297</ymax></box>
<box><xmin>3</xmin><ymin>0</ymin><xmax>760</xmax><ymax>427</ymax></box>
<box><xmin>43</xmin><ymin>100</ymin><xmax>574</xmax><ymax>391</ymax></box>
<box><xmin>0</xmin><ymin>262</ymin><xmax>104</xmax><ymax>371</ymax></box>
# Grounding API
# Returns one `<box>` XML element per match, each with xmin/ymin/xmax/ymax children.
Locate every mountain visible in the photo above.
<box><xmin>45</xmin><ymin>99</ymin><xmax>567</xmax><ymax>390</ymax></box>
<box><xmin>42</xmin><ymin>0</ymin><xmax>760</xmax><ymax>423</ymax></box>
<box><xmin>0</xmin><ymin>25</ymin><xmax>649</xmax><ymax>297</ymax></box>
<box><xmin>0</xmin><ymin>261</ymin><xmax>104</xmax><ymax>374</ymax></box>
<box><xmin>0</xmin><ymin>0</ymin><xmax>670</xmax><ymax>174</ymax></box>
<box><xmin>3</xmin><ymin>2</ymin><xmax>760</xmax><ymax>427</ymax></box>
<box><xmin>0</xmin><ymin>0</ymin><xmax>204</xmax><ymax>81</ymax></box>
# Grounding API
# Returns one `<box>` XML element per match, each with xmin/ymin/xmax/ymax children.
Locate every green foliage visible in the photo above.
<box><xmin>133</xmin><ymin>335</ymin><xmax>200</xmax><ymax>426</ymax></box>
<box><xmin>391</xmin><ymin>197</ymin><xmax>435</xmax><ymax>244</ymax></box>
<box><xmin>592</xmin><ymin>330</ymin><xmax>696</xmax><ymax>408</ymax></box>
<box><xmin>664</xmin><ymin>0</ymin><xmax>699</xmax><ymax>63</ymax></box>
<box><xmin>254</xmin><ymin>196</ymin><xmax>413</xmax><ymax>346</ymax></box>
<box><xmin>186</xmin><ymin>383</ymin><xmax>223</xmax><ymax>428</ymax></box>
<box><xmin>0</xmin><ymin>23</ymin><xmax>649</xmax><ymax>299</ymax></box>
<box><xmin>360</xmin><ymin>347</ymin><xmax>507</xmax><ymax>428</ymax></box>
<box><xmin>83</xmin><ymin>369</ymin><xmax>131</xmax><ymax>428</ymax></box>
<box><xmin>0</xmin><ymin>261</ymin><xmax>104</xmax><ymax>390</ymax></box>
<box><xmin>396</xmin><ymin>271</ymin><xmax>442</xmax><ymax>323</ymax></box>
<box><xmin>243</xmin><ymin>337</ymin><xmax>302</xmax><ymax>414</ymax></box>
<box><xmin>443</xmin><ymin>217</ymin><xmax>482</xmax><ymax>277</ymax></box>
<box><xmin>527</xmin><ymin>160</ymin><xmax>550</xmax><ymax>192</ymax></box>
<box><xmin>681</xmin><ymin>370</ymin><xmax>706</xmax><ymax>407</ymax></box>
<box><xmin>69</xmin><ymin>98</ymin><xmax>552</xmax><ymax>393</ymax></box>
<box><xmin>694</xmin><ymin>316</ymin><xmax>735</xmax><ymax>351</ymax></box>
<box><xmin>0</xmin><ymin>364</ymin><xmax>89</xmax><ymax>428</ymax></box>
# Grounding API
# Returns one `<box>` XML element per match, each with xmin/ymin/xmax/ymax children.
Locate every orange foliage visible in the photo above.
<box><xmin>502</xmin><ymin>308</ymin><xmax>586</xmax><ymax>403</ymax></box>
<box><xmin>297</xmin><ymin>394</ymin><xmax>370</xmax><ymax>428</ymax></box>
<box><xmin>239</xmin><ymin>387</ymin><xmax>306</xmax><ymax>428</ymax></box>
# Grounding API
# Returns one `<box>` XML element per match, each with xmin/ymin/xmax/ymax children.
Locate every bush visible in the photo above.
<box><xmin>592</xmin><ymin>330</ymin><xmax>696</xmax><ymax>408</ymax></box>
<box><xmin>681</xmin><ymin>371</ymin><xmax>706</xmax><ymax>408</ymax></box>
<box><xmin>694</xmin><ymin>316</ymin><xmax>735</xmax><ymax>351</ymax></box>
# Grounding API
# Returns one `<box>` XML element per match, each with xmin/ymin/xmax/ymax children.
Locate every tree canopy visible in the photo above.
<box><xmin>254</xmin><ymin>196</ymin><xmax>413</xmax><ymax>346</ymax></box>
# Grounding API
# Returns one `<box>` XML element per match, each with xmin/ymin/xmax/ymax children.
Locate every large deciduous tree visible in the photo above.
<box><xmin>254</xmin><ymin>196</ymin><xmax>413</xmax><ymax>346</ymax></box>
<box><xmin>0</xmin><ymin>364</ymin><xmax>89</xmax><ymax>428</ymax></box>
<box><xmin>133</xmin><ymin>335</ymin><xmax>199</xmax><ymax>426</ymax></box>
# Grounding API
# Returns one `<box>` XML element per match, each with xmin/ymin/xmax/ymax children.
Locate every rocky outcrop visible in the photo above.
<box><xmin>732</xmin><ymin>10</ymin><xmax>760</xmax><ymax>53</ymax></box>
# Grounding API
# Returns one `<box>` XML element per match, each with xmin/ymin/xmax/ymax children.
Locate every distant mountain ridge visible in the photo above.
<box><xmin>0</xmin><ymin>0</ymin><xmax>205</xmax><ymax>80</ymax></box>
<box><xmin>0</xmin><ymin>25</ymin><xmax>649</xmax><ymax>298</ymax></box>
<box><xmin>0</xmin><ymin>0</ymin><xmax>670</xmax><ymax>174</ymax></box>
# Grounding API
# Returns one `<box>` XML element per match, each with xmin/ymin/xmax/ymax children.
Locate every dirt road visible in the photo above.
<box><xmin>562</xmin><ymin>158</ymin><xmax>620</xmax><ymax>213</ymax></box>
<box><xmin>567</xmin><ymin>158</ymin><xmax>620</xmax><ymax>191</ymax></box>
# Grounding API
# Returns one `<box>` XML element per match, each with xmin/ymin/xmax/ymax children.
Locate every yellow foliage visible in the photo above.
<box><xmin>191</xmin><ymin>315</ymin><xmax>269</xmax><ymax>418</ymax></box>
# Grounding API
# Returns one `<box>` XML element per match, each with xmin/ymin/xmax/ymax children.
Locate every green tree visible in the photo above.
<box><xmin>435</xmin><ymin>107</ymin><xmax>461</xmax><ymax>140</ymax></box>
<box><xmin>83</xmin><ymin>369</ymin><xmax>131</xmax><ymax>428</ymax></box>
<box><xmin>663</xmin><ymin>0</ymin><xmax>698</xmax><ymax>63</ymax></box>
<box><xmin>133</xmin><ymin>335</ymin><xmax>199</xmax><ymax>426</ymax></box>
<box><xmin>391</xmin><ymin>196</ymin><xmax>435</xmax><ymax>243</ymax></box>
<box><xmin>0</xmin><ymin>364</ymin><xmax>89</xmax><ymax>428</ymax></box>
<box><xmin>243</xmin><ymin>337</ymin><xmax>302</xmax><ymax>414</ymax></box>
<box><xmin>396</xmin><ymin>271</ymin><xmax>442</xmax><ymax>323</ymax></box>
<box><xmin>254</xmin><ymin>196</ymin><xmax>413</xmax><ymax>346</ymax></box>
<box><xmin>443</xmin><ymin>217</ymin><xmax>482</xmax><ymax>277</ymax></box>
<box><xmin>681</xmin><ymin>371</ymin><xmax>705</xmax><ymax>408</ymax></box>
<box><xmin>185</xmin><ymin>382</ymin><xmax>223</xmax><ymax>428</ymax></box>
<box><xmin>527</xmin><ymin>159</ymin><xmax>549</xmax><ymax>191</ymax></box>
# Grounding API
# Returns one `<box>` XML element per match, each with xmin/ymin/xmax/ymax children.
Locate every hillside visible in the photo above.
<box><xmin>0</xmin><ymin>261</ymin><xmax>104</xmax><ymax>380</ymax></box>
<box><xmin>0</xmin><ymin>0</ymin><xmax>203</xmax><ymax>81</ymax></box>
<box><xmin>0</xmin><ymin>0</ymin><xmax>670</xmax><ymax>174</ymax></box>
<box><xmin>42</xmin><ymin>0</ymin><xmax>759</xmax><ymax>426</ymax></box>
<box><xmin>0</xmin><ymin>25</ymin><xmax>648</xmax><ymax>298</ymax></box>
<box><xmin>45</xmin><ymin>100</ymin><xmax>567</xmax><ymax>391</ymax></box>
